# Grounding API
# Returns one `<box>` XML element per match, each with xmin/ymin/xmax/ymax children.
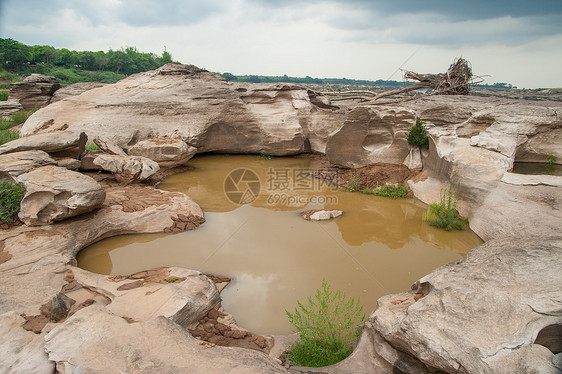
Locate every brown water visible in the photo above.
<box><xmin>512</xmin><ymin>162</ymin><xmax>562</xmax><ymax>176</ymax></box>
<box><xmin>77</xmin><ymin>155</ymin><xmax>483</xmax><ymax>335</ymax></box>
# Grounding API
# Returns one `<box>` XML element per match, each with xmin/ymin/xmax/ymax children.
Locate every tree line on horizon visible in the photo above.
<box><xmin>0</xmin><ymin>38</ymin><xmax>515</xmax><ymax>89</ymax></box>
<box><xmin>0</xmin><ymin>38</ymin><xmax>173</xmax><ymax>76</ymax></box>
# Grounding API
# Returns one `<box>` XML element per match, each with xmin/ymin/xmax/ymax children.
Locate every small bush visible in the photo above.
<box><xmin>0</xmin><ymin>181</ymin><xmax>25</xmax><ymax>223</ymax></box>
<box><xmin>423</xmin><ymin>184</ymin><xmax>468</xmax><ymax>231</ymax></box>
<box><xmin>348</xmin><ymin>174</ymin><xmax>361</xmax><ymax>192</ymax></box>
<box><xmin>0</xmin><ymin>91</ymin><xmax>8</xmax><ymax>101</ymax></box>
<box><xmin>0</xmin><ymin>129</ymin><xmax>20</xmax><ymax>145</ymax></box>
<box><xmin>257</xmin><ymin>151</ymin><xmax>272</xmax><ymax>160</ymax></box>
<box><xmin>85</xmin><ymin>143</ymin><xmax>101</xmax><ymax>151</ymax></box>
<box><xmin>284</xmin><ymin>279</ymin><xmax>366</xmax><ymax>367</ymax></box>
<box><xmin>547</xmin><ymin>155</ymin><xmax>557</xmax><ymax>165</ymax></box>
<box><xmin>10</xmin><ymin>109</ymin><xmax>35</xmax><ymax>125</ymax></box>
<box><xmin>364</xmin><ymin>183</ymin><xmax>409</xmax><ymax>199</ymax></box>
<box><xmin>407</xmin><ymin>117</ymin><xmax>429</xmax><ymax>147</ymax></box>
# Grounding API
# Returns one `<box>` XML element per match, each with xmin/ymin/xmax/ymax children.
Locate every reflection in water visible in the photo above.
<box><xmin>77</xmin><ymin>155</ymin><xmax>483</xmax><ymax>335</ymax></box>
<box><xmin>512</xmin><ymin>162</ymin><xmax>562</xmax><ymax>176</ymax></box>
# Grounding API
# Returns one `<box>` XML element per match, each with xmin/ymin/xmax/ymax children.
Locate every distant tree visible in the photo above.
<box><xmin>0</xmin><ymin>38</ymin><xmax>30</xmax><ymax>67</ymax></box>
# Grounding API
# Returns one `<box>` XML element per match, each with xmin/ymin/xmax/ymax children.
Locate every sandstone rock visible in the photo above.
<box><xmin>93</xmin><ymin>137</ymin><xmax>127</xmax><ymax>155</ymax></box>
<box><xmin>71</xmin><ymin>267</ymin><xmax>220</xmax><ymax>328</ymax></box>
<box><xmin>8</xmin><ymin>74</ymin><xmax>60</xmax><ymax>110</ymax></box>
<box><xmin>0</xmin><ymin>184</ymin><xmax>203</xmax><ymax>316</ymax></box>
<box><xmin>128</xmin><ymin>137</ymin><xmax>197</xmax><ymax>167</ymax></box>
<box><xmin>514</xmin><ymin>127</ymin><xmax>562</xmax><ymax>163</ymax></box>
<box><xmin>16</xmin><ymin>166</ymin><xmax>106</xmax><ymax>225</ymax></box>
<box><xmin>403</xmin><ymin>145</ymin><xmax>423</xmax><ymax>170</ymax></box>
<box><xmin>326</xmin><ymin>106</ymin><xmax>415</xmax><ymax>168</ymax></box>
<box><xmin>0</xmin><ymin>150</ymin><xmax>56</xmax><ymax>181</ymax></box>
<box><xmin>44</xmin><ymin>305</ymin><xmax>287</xmax><ymax>374</ymax></box>
<box><xmin>20</xmin><ymin>63</ymin><xmax>346</xmax><ymax>155</ymax></box>
<box><xmin>50</xmin><ymin>81</ymin><xmax>106</xmax><ymax>103</ymax></box>
<box><xmin>56</xmin><ymin>157</ymin><xmax>81</xmax><ymax>171</ymax></box>
<box><xmin>0</xmin><ymin>131</ymin><xmax>87</xmax><ymax>159</ymax></box>
<box><xmin>301</xmin><ymin>209</ymin><xmax>343</xmax><ymax>221</ymax></box>
<box><xmin>48</xmin><ymin>292</ymin><xmax>76</xmax><ymax>322</ymax></box>
<box><xmin>0</xmin><ymin>311</ymin><xmax>54</xmax><ymax>374</ymax></box>
<box><xmin>371</xmin><ymin>237</ymin><xmax>562</xmax><ymax>374</ymax></box>
<box><xmin>0</xmin><ymin>99</ymin><xmax>23</xmax><ymax>118</ymax></box>
<box><xmin>93</xmin><ymin>154</ymin><xmax>160</xmax><ymax>183</ymax></box>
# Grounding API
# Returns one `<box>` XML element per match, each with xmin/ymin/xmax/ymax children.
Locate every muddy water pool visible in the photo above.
<box><xmin>77</xmin><ymin>155</ymin><xmax>483</xmax><ymax>335</ymax></box>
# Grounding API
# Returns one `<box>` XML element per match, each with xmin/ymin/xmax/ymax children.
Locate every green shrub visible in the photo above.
<box><xmin>0</xmin><ymin>91</ymin><xmax>8</xmax><ymax>101</ymax></box>
<box><xmin>10</xmin><ymin>109</ymin><xmax>35</xmax><ymax>125</ymax></box>
<box><xmin>284</xmin><ymin>279</ymin><xmax>366</xmax><ymax>367</ymax></box>
<box><xmin>348</xmin><ymin>174</ymin><xmax>361</xmax><ymax>192</ymax></box>
<box><xmin>363</xmin><ymin>183</ymin><xmax>409</xmax><ymax>199</ymax></box>
<box><xmin>0</xmin><ymin>129</ymin><xmax>20</xmax><ymax>145</ymax></box>
<box><xmin>407</xmin><ymin>117</ymin><xmax>429</xmax><ymax>147</ymax></box>
<box><xmin>547</xmin><ymin>155</ymin><xmax>557</xmax><ymax>165</ymax></box>
<box><xmin>257</xmin><ymin>151</ymin><xmax>272</xmax><ymax>160</ymax></box>
<box><xmin>85</xmin><ymin>143</ymin><xmax>101</xmax><ymax>151</ymax></box>
<box><xmin>423</xmin><ymin>184</ymin><xmax>468</xmax><ymax>231</ymax></box>
<box><xmin>0</xmin><ymin>181</ymin><xmax>25</xmax><ymax>223</ymax></box>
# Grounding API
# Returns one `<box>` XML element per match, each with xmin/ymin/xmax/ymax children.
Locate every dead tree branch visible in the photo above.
<box><xmin>313</xmin><ymin>57</ymin><xmax>482</xmax><ymax>105</ymax></box>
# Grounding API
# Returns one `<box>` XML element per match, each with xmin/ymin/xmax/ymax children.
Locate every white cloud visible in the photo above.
<box><xmin>1</xmin><ymin>0</ymin><xmax>561</xmax><ymax>88</ymax></box>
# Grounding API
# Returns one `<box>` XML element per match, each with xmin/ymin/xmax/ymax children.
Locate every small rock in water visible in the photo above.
<box><xmin>301</xmin><ymin>209</ymin><xmax>343</xmax><ymax>221</ymax></box>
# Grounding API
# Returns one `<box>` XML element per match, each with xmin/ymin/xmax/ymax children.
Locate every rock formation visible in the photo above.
<box><xmin>8</xmin><ymin>74</ymin><xmax>61</xmax><ymax>110</ymax></box>
<box><xmin>50</xmin><ymin>81</ymin><xmax>106</xmax><ymax>103</ymax></box>
<box><xmin>1</xmin><ymin>63</ymin><xmax>561</xmax><ymax>373</ymax></box>
<box><xmin>92</xmin><ymin>154</ymin><xmax>160</xmax><ymax>183</ymax></box>
<box><xmin>128</xmin><ymin>137</ymin><xmax>197</xmax><ymax>167</ymax></box>
<box><xmin>20</xmin><ymin>63</ymin><xmax>347</xmax><ymax>155</ymax></box>
<box><xmin>370</xmin><ymin>237</ymin><xmax>562</xmax><ymax>374</ymax></box>
<box><xmin>16</xmin><ymin>165</ymin><xmax>106</xmax><ymax>225</ymax></box>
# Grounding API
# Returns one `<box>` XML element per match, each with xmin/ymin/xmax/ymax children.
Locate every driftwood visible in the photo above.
<box><xmin>316</xmin><ymin>58</ymin><xmax>482</xmax><ymax>105</ymax></box>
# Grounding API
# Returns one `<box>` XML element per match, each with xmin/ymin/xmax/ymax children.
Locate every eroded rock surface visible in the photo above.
<box><xmin>71</xmin><ymin>266</ymin><xmax>220</xmax><ymax>328</ymax></box>
<box><xmin>16</xmin><ymin>166</ymin><xmax>106</xmax><ymax>225</ymax></box>
<box><xmin>93</xmin><ymin>153</ymin><xmax>160</xmax><ymax>183</ymax></box>
<box><xmin>44</xmin><ymin>305</ymin><xmax>287</xmax><ymax>374</ymax></box>
<box><xmin>0</xmin><ymin>150</ymin><xmax>56</xmax><ymax>181</ymax></box>
<box><xmin>0</xmin><ymin>131</ymin><xmax>87</xmax><ymax>159</ymax></box>
<box><xmin>0</xmin><ymin>311</ymin><xmax>54</xmax><ymax>374</ymax></box>
<box><xmin>371</xmin><ymin>237</ymin><xmax>562</xmax><ymax>374</ymax></box>
<box><xmin>20</xmin><ymin>63</ymin><xmax>347</xmax><ymax>155</ymax></box>
<box><xmin>50</xmin><ymin>81</ymin><xmax>106</xmax><ymax>103</ymax></box>
<box><xmin>8</xmin><ymin>74</ymin><xmax>60</xmax><ymax>110</ymax></box>
<box><xmin>128</xmin><ymin>137</ymin><xmax>197</xmax><ymax>167</ymax></box>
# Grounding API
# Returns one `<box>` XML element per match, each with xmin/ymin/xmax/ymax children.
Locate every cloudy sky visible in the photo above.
<box><xmin>1</xmin><ymin>0</ymin><xmax>561</xmax><ymax>88</ymax></box>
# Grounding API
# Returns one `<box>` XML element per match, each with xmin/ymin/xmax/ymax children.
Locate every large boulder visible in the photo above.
<box><xmin>0</xmin><ymin>131</ymin><xmax>87</xmax><ymax>159</ymax></box>
<box><xmin>50</xmin><ymin>81</ymin><xmax>106</xmax><ymax>103</ymax></box>
<box><xmin>20</xmin><ymin>63</ymin><xmax>347</xmax><ymax>155</ymax></box>
<box><xmin>8</xmin><ymin>74</ymin><xmax>60</xmax><ymax>110</ymax></box>
<box><xmin>0</xmin><ymin>150</ymin><xmax>56</xmax><ymax>181</ymax></box>
<box><xmin>92</xmin><ymin>154</ymin><xmax>160</xmax><ymax>183</ymax></box>
<box><xmin>371</xmin><ymin>237</ymin><xmax>562</xmax><ymax>374</ymax></box>
<box><xmin>71</xmin><ymin>267</ymin><xmax>220</xmax><ymax>328</ymax></box>
<box><xmin>128</xmin><ymin>137</ymin><xmax>197</xmax><ymax>167</ymax></box>
<box><xmin>16</xmin><ymin>166</ymin><xmax>106</xmax><ymax>225</ymax></box>
<box><xmin>0</xmin><ymin>99</ymin><xmax>23</xmax><ymax>118</ymax></box>
<box><xmin>0</xmin><ymin>311</ymin><xmax>54</xmax><ymax>374</ymax></box>
<box><xmin>325</xmin><ymin>106</ymin><xmax>415</xmax><ymax>168</ymax></box>
<box><xmin>44</xmin><ymin>305</ymin><xmax>287</xmax><ymax>374</ymax></box>
<box><xmin>0</xmin><ymin>184</ymin><xmax>204</xmax><ymax>316</ymax></box>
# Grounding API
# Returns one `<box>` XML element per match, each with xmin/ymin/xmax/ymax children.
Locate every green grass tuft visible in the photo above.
<box><xmin>363</xmin><ymin>183</ymin><xmax>409</xmax><ymax>199</ymax></box>
<box><xmin>284</xmin><ymin>279</ymin><xmax>366</xmax><ymax>367</ymax></box>
<box><xmin>423</xmin><ymin>184</ymin><xmax>469</xmax><ymax>231</ymax></box>
<box><xmin>0</xmin><ymin>181</ymin><xmax>25</xmax><ymax>223</ymax></box>
<box><xmin>0</xmin><ymin>129</ymin><xmax>20</xmax><ymax>145</ymax></box>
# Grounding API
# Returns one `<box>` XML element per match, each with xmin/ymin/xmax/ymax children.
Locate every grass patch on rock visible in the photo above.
<box><xmin>284</xmin><ymin>279</ymin><xmax>366</xmax><ymax>367</ymax></box>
